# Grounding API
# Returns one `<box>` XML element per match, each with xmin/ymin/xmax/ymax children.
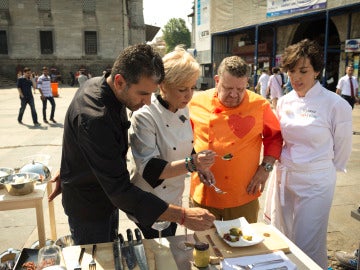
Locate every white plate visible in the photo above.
<box><xmin>214</xmin><ymin>217</ymin><xmax>264</xmax><ymax>247</ymax></box>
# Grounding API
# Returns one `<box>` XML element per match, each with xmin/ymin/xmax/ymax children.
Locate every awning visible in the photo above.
<box><xmin>145</xmin><ymin>24</ymin><xmax>160</xmax><ymax>42</ymax></box>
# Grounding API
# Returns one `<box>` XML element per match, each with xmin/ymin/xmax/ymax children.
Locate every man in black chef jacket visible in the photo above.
<box><xmin>49</xmin><ymin>44</ymin><xmax>215</xmax><ymax>245</ymax></box>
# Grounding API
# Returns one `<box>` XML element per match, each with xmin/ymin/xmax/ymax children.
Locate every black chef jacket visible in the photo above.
<box><xmin>60</xmin><ymin>75</ymin><xmax>168</xmax><ymax>225</ymax></box>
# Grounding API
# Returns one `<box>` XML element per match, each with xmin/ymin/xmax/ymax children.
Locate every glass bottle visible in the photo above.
<box><xmin>193</xmin><ymin>242</ymin><xmax>210</xmax><ymax>268</ymax></box>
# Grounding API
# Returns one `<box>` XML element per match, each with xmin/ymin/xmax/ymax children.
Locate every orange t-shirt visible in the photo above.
<box><xmin>189</xmin><ymin>89</ymin><xmax>282</xmax><ymax>208</ymax></box>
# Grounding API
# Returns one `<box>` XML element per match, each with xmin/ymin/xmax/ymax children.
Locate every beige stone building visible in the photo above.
<box><xmin>194</xmin><ymin>0</ymin><xmax>360</xmax><ymax>91</ymax></box>
<box><xmin>0</xmin><ymin>0</ymin><xmax>150</xmax><ymax>83</ymax></box>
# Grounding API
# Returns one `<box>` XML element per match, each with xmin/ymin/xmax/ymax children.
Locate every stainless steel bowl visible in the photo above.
<box><xmin>19</xmin><ymin>161</ymin><xmax>51</xmax><ymax>183</ymax></box>
<box><xmin>2</xmin><ymin>173</ymin><xmax>40</xmax><ymax>196</ymax></box>
<box><xmin>0</xmin><ymin>167</ymin><xmax>15</xmax><ymax>189</ymax></box>
<box><xmin>55</xmin><ymin>235</ymin><xmax>74</xmax><ymax>248</ymax></box>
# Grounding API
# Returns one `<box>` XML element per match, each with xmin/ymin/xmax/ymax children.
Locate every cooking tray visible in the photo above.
<box><xmin>13</xmin><ymin>248</ymin><xmax>38</xmax><ymax>270</ymax></box>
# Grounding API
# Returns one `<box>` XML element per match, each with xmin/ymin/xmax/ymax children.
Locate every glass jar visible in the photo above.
<box><xmin>193</xmin><ymin>242</ymin><xmax>210</xmax><ymax>268</ymax></box>
<box><xmin>37</xmin><ymin>244</ymin><xmax>62</xmax><ymax>270</ymax></box>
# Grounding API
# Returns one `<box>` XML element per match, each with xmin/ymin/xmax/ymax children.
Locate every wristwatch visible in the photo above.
<box><xmin>261</xmin><ymin>162</ymin><xmax>274</xmax><ymax>172</ymax></box>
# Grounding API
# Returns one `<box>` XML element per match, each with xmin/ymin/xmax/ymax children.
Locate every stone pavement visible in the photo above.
<box><xmin>0</xmin><ymin>85</ymin><xmax>359</xmax><ymax>269</ymax></box>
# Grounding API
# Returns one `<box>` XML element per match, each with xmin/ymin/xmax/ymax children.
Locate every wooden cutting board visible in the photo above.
<box><xmin>195</xmin><ymin>223</ymin><xmax>290</xmax><ymax>258</ymax></box>
<box><xmin>62</xmin><ymin>239</ymin><xmax>177</xmax><ymax>270</ymax></box>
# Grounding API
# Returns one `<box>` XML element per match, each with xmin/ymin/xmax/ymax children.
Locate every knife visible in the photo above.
<box><xmin>193</xmin><ymin>232</ymin><xmax>201</xmax><ymax>243</ymax></box>
<box><xmin>205</xmin><ymin>234</ymin><xmax>224</xmax><ymax>259</ymax></box>
<box><xmin>133</xmin><ymin>228</ymin><xmax>149</xmax><ymax>270</ymax></box>
<box><xmin>126</xmin><ymin>229</ymin><xmax>138</xmax><ymax>269</ymax></box>
<box><xmin>119</xmin><ymin>233</ymin><xmax>136</xmax><ymax>270</ymax></box>
<box><xmin>113</xmin><ymin>233</ymin><xmax>123</xmax><ymax>270</ymax></box>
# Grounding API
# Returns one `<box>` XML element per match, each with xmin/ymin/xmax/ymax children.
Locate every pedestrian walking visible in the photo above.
<box><xmin>37</xmin><ymin>66</ymin><xmax>57</xmax><ymax>123</ymax></box>
<box><xmin>16</xmin><ymin>67</ymin><xmax>41</xmax><ymax>126</ymax></box>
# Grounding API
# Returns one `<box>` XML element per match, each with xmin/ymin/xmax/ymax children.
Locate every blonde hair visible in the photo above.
<box><xmin>161</xmin><ymin>47</ymin><xmax>200</xmax><ymax>89</ymax></box>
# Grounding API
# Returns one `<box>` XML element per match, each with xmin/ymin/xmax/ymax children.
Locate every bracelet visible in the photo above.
<box><xmin>189</xmin><ymin>156</ymin><xmax>197</xmax><ymax>172</ymax></box>
<box><xmin>180</xmin><ymin>208</ymin><xmax>186</xmax><ymax>225</ymax></box>
<box><xmin>185</xmin><ymin>157</ymin><xmax>194</xmax><ymax>172</ymax></box>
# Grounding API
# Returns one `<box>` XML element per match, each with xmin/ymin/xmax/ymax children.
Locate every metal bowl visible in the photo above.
<box><xmin>19</xmin><ymin>161</ymin><xmax>51</xmax><ymax>183</ymax></box>
<box><xmin>55</xmin><ymin>235</ymin><xmax>74</xmax><ymax>248</ymax></box>
<box><xmin>0</xmin><ymin>167</ymin><xmax>15</xmax><ymax>189</ymax></box>
<box><xmin>1</xmin><ymin>173</ymin><xmax>40</xmax><ymax>196</ymax></box>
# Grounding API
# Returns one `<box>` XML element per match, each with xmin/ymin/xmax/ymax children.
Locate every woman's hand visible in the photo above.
<box><xmin>193</xmin><ymin>150</ymin><xmax>216</xmax><ymax>171</ymax></box>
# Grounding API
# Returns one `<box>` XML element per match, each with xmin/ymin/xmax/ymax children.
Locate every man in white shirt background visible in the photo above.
<box><xmin>38</xmin><ymin>66</ymin><xmax>57</xmax><ymax>123</ymax></box>
<box><xmin>336</xmin><ymin>65</ymin><xmax>359</xmax><ymax>109</ymax></box>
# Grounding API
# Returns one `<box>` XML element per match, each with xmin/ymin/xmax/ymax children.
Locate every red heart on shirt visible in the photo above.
<box><xmin>228</xmin><ymin>114</ymin><xmax>255</xmax><ymax>138</ymax></box>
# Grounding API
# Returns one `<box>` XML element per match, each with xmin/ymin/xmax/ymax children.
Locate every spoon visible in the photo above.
<box><xmin>210</xmin><ymin>183</ymin><xmax>227</xmax><ymax>194</ymax></box>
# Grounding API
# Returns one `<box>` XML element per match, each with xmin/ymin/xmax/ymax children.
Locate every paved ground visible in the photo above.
<box><xmin>0</xmin><ymin>85</ymin><xmax>359</xmax><ymax>269</ymax></box>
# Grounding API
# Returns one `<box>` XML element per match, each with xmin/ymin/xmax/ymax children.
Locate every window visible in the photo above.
<box><xmin>0</xmin><ymin>30</ymin><xmax>8</xmax><ymax>54</ymax></box>
<box><xmin>85</xmin><ymin>31</ymin><xmax>97</xmax><ymax>55</ymax></box>
<box><xmin>82</xmin><ymin>0</ymin><xmax>95</xmax><ymax>13</ymax></box>
<box><xmin>37</xmin><ymin>0</ymin><xmax>50</xmax><ymax>11</ymax></box>
<box><xmin>0</xmin><ymin>0</ymin><xmax>9</xmax><ymax>10</ymax></box>
<box><xmin>40</xmin><ymin>31</ymin><xmax>53</xmax><ymax>54</ymax></box>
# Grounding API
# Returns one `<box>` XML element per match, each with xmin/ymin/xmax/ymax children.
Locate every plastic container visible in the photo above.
<box><xmin>51</xmin><ymin>83</ymin><xmax>59</xmax><ymax>97</ymax></box>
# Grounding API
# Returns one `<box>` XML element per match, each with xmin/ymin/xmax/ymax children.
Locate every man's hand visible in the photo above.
<box><xmin>183</xmin><ymin>207</ymin><xmax>215</xmax><ymax>231</ymax></box>
<box><xmin>246</xmin><ymin>165</ymin><xmax>270</xmax><ymax>195</ymax></box>
<box><xmin>48</xmin><ymin>170</ymin><xmax>62</xmax><ymax>202</ymax></box>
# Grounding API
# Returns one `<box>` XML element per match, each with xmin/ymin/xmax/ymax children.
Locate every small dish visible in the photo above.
<box><xmin>13</xmin><ymin>248</ymin><xmax>38</xmax><ymax>270</ymax></box>
<box><xmin>214</xmin><ymin>217</ymin><xmax>264</xmax><ymax>247</ymax></box>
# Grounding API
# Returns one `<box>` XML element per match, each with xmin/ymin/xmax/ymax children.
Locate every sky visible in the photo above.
<box><xmin>143</xmin><ymin>0</ymin><xmax>194</xmax><ymax>40</ymax></box>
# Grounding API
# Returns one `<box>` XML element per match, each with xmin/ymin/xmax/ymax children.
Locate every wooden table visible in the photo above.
<box><xmin>61</xmin><ymin>223</ymin><xmax>322</xmax><ymax>270</ymax></box>
<box><xmin>0</xmin><ymin>182</ymin><xmax>57</xmax><ymax>248</ymax></box>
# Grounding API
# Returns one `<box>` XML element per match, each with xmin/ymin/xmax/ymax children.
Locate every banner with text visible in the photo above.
<box><xmin>266</xmin><ymin>0</ymin><xmax>327</xmax><ymax>18</ymax></box>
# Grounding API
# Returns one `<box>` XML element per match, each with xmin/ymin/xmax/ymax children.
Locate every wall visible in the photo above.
<box><xmin>0</xmin><ymin>0</ymin><xmax>145</xmax><ymax>82</ymax></box>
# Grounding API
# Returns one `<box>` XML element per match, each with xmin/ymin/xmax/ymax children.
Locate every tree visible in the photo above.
<box><xmin>162</xmin><ymin>18</ymin><xmax>191</xmax><ymax>53</ymax></box>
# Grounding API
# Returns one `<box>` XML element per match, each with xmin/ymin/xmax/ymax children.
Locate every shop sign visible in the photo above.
<box><xmin>266</xmin><ymin>0</ymin><xmax>327</xmax><ymax>18</ymax></box>
<box><xmin>345</xmin><ymin>39</ymin><xmax>360</xmax><ymax>53</ymax></box>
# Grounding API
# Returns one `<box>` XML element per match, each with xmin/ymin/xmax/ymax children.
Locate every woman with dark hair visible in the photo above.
<box><xmin>264</xmin><ymin>39</ymin><xmax>353</xmax><ymax>269</ymax></box>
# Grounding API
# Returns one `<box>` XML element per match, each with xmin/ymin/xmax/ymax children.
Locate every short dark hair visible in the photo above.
<box><xmin>111</xmin><ymin>44</ymin><xmax>165</xmax><ymax>85</ymax></box>
<box><xmin>23</xmin><ymin>67</ymin><xmax>31</xmax><ymax>73</ymax></box>
<box><xmin>281</xmin><ymin>39</ymin><xmax>323</xmax><ymax>74</ymax></box>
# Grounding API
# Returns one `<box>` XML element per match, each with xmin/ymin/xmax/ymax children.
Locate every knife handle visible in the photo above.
<box><xmin>134</xmin><ymin>228</ymin><xmax>142</xmax><ymax>242</ymax></box>
<box><xmin>126</xmin><ymin>228</ymin><xmax>133</xmax><ymax>243</ymax></box>
<box><xmin>113</xmin><ymin>238</ymin><xmax>123</xmax><ymax>270</ymax></box>
<box><xmin>119</xmin><ymin>233</ymin><xmax>125</xmax><ymax>245</ymax></box>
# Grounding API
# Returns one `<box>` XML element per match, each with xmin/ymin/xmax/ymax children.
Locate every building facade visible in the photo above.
<box><xmin>0</xmin><ymin>0</ymin><xmax>146</xmax><ymax>82</ymax></box>
<box><xmin>194</xmin><ymin>0</ymin><xmax>360</xmax><ymax>91</ymax></box>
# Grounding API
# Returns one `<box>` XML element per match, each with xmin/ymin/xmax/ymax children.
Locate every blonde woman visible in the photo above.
<box><xmin>129</xmin><ymin>47</ymin><xmax>216</xmax><ymax>239</ymax></box>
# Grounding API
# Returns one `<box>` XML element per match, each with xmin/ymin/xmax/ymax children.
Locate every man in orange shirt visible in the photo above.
<box><xmin>189</xmin><ymin>56</ymin><xmax>283</xmax><ymax>222</ymax></box>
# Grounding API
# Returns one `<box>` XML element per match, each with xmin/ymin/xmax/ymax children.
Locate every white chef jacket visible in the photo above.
<box><xmin>129</xmin><ymin>94</ymin><xmax>193</xmax><ymax>206</ymax></box>
<box><xmin>264</xmin><ymin>81</ymin><xmax>353</xmax><ymax>269</ymax></box>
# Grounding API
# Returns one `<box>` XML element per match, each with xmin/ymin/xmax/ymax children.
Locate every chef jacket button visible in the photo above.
<box><xmin>166</xmin><ymin>124</ymin><xmax>169</xmax><ymax>127</ymax></box>
<box><xmin>162</xmin><ymin>186</ymin><xmax>166</xmax><ymax>189</ymax></box>
<box><xmin>173</xmin><ymin>147</ymin><xmax>176</xmax><ymax>150</ymax></box>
